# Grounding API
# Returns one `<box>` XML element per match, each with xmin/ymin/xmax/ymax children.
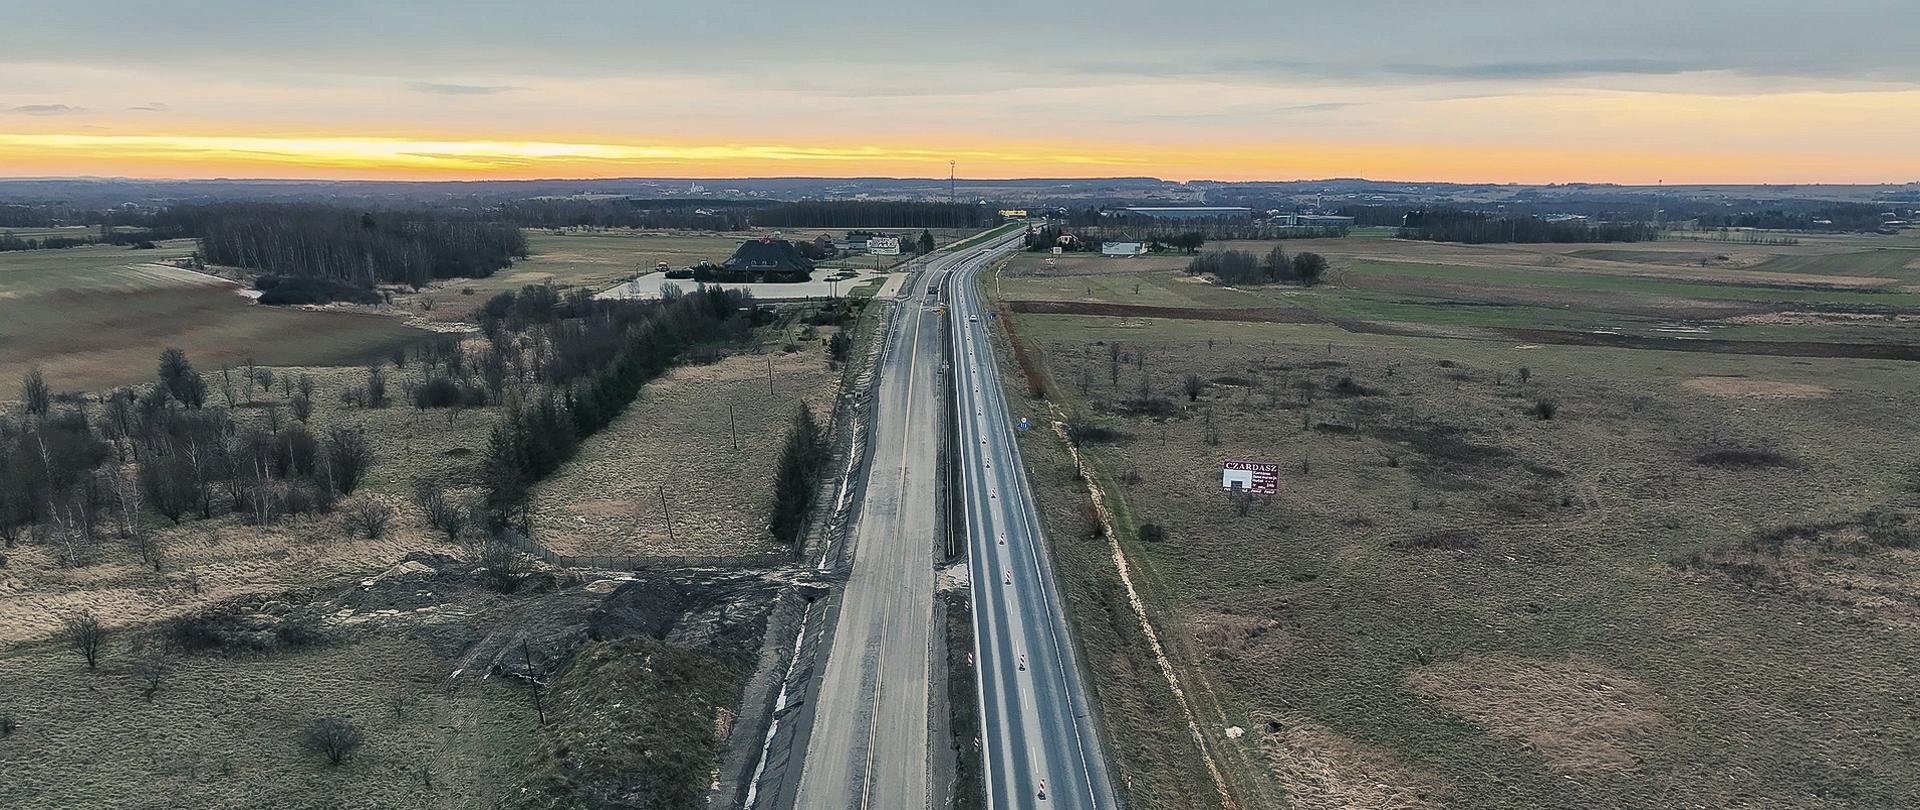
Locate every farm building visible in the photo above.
<box><xmin>722</xmin><ymin>237</ymin><xmax>815</xmax><ymax>280</ymax></box>
<box><xmin>1102</xmin><ymin>241</ymin><xmax>1147</xmax><ymax>257</ymax></box>
<box><xmin>1273</xmin><ymin>213</ymin><xmax>1356</xmax><ymax>226</ymax></box>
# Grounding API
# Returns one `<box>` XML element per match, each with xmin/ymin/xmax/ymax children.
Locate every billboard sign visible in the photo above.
<box><xmin>1220</xmin><ymin>459</ymin><xmax>1280</xmax><ymax>494</ymax></box>
<box><xmin>868</xmin><ymin>236</ymin><xmax>901</xmax><ymax>255</ymax></box>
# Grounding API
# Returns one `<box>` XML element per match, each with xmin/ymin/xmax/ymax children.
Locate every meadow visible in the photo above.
<box><xmin>986</xmin><ymin>231</ymin><xmax>1920</xmax><ymax>809</ymax></box>
<box><xmin>529</xmin><ymin>343</ymin><xmax>841</xmax><ymax>560</ymax></box>
<box><xmin>0</xmin><ymin>241</ymin><xmax>423</xmax><ymax>398</ymax></box>
<box><xmin>995</xmin><ymin>232</ymin><xmax>1920</xmax><ymax>352</ymax></box>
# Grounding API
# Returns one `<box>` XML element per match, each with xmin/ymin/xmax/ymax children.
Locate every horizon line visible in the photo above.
<box><xmin>3</xmin><ymin>174</ymin><xmax>1917</xmax><ymax>189</ymax></box>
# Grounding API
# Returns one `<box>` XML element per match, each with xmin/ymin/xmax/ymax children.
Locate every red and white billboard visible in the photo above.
<box><xmin>1220</xmin><ymin>459</ymin><xmax>1280</xmax><ymax>494</ymax></box>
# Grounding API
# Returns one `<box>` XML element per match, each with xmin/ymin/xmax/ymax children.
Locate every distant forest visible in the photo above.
<box><xmin>1398</xmin><ymin>208</ymin><xmax>1659</xmax><ymax>244</ymax></box>
<box><xmin>751</xmin><ymin>201</ymin><xmax>987</xmax><ymax>229</ymax></box>
<box><xmin>499</xmin><ymin>198</ymin><xmax>756</xmax><ymax>231</ymax></box>
<box><xmin>164</xmin><ymin>204</ymin><xmax>528</xmax><ymax>294</ymax></box>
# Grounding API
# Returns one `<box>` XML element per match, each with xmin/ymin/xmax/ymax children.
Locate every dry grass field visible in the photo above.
<box><xmin>987</xmin><ymin>233</ymin><xmax>1920</xmax><ymax>809</ymax></box>
<box><xmin>0</xmin><ymin>242</ymin><xmax>425</xmax><ymax>398</ymax></box>
<box><xmin>529</xmin><ymin>342</ymin><xmax>841</xmax><ymax>560</ymax></box>
<box><xmin>0</xmin><ymin>630</ymin><xmax>535</xmax><ymax>809</ymax></box>
<box><xmin>995</xmin><ymin>231</ymin><xmax>1920</xmax><ymax>348</ymax></box>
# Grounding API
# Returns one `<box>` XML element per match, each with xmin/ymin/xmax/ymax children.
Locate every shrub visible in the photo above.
<box><xmin>58</xmin><ymin>612</ymin><xmax>106</xmax><ymax>670</ymax></box>
<box><xmin>1138</xmin><ymin>523</ymin><xmax>1166</xmax><ymax>543</ymax></box>
<box><xmin>1532</xmin><ymin>399</ymin><xmax>1558</xmax><ymax>420</ymax></box>
<box><xmin>341</xmin><ymin>496</ymin><xmax>394</xmax><ymax>539</ymax></box>
<box><xmin>301</xmin><ymin>717</ymin><xmax>364</xmax><ymax>766</ymax></box>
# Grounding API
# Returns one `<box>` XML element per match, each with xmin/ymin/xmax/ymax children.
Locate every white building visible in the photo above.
<box><xmin>1101</xmin><ymin>241</ymin><xmax>1146</xmax><ymax>257</ymax></box>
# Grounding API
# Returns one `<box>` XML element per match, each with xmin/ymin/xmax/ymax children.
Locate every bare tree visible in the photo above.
<box><xmin>325</xmin><ymin>426</ymin><xmax>374</xmax><ymax>495</ymax></box>
<box><xmin>341</xmin><ymin>496</ymin><xmax>394</xmax><ymax>539</ymax></box>
<box><xmin>20</xmin><ymin>366</ymin><xmax>51</xmax><ymax>417</ymax></box>
<box><xmin>477</xmin><ymin>538</ymin><xmax>527</xmax><ymax>594</ymax></box>
<box><xmin>59</xmin><ymin>611</ymin><xmax>106</xmax><ymax>669</ymax></box>
<box><xmin>131</xmin><ymin>646</ymin><xmax>174</xmax><ymax>700</ymax></box>
<box><xmin>218</xmin><ymin>366</ymin><xmax>237</xmax><ymax>409</ymax></box>
<box><xmin>1182</xmin><ymin>373</ymin><xmax>1205</xmax><ymax>402</ymax></box>
<box><xmin>300</xmin><ymin>717</ymin><xmax>365</xmax><ymax>766</ymax></box>
<box><xmin>365</xmin><ymin>364</ymin><xmax>389</xmax><ymax>408</ymax></box>
<box><xmin>413</xmin><ymin>480</ymin><xmax>465</xmax><ymax>542</ymax></box>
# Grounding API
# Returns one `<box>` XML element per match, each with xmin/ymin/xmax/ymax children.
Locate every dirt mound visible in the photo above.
<box><xmin>1682</xmin><ymin>376</ymin><xmax>1831</xmax><ymax>398</ymax></box>
<box><xmin>1189</xmin><ymin>611</ymin><xmax>1286</xmax><ymax>657</ymax></box>
<box><xmin>1256</xmin><ymin>715</ymin><xmax>1448</xmax><ymax>809</ymax></box>
<box><xmin>1407</xmin><ymin>654</ymin><xmax>1665</xmax><ymax>776</ymax></box>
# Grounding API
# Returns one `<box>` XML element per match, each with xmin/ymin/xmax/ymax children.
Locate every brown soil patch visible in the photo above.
<box><xmin>1256</xmin><ymin>715</ymin><xmax>1448</xmax><ymax>810</ymax></box>
<box><xmin>1407</xmin><ymin>654</ymin><xmax>1665</xmax><ymax>776</ymax></box>
<box><xmin>1681</xmin><ymin>376</ymin><xmax>1833</xmax><ymax>399</ymax></box>
<box><xmin>1490</xmin><ymin>327</ymin><xmax>1920</xmax><ymax>361</ymax></box>
<box><xmin>1720</xmin><ymin>310</ymin><xmax>1920</xmax><ymax>327</ymax></box>
<box><xmin>1005</xmin><ymin>299</ymin><xmax>1323</xmax><ymax>323</ymax></box>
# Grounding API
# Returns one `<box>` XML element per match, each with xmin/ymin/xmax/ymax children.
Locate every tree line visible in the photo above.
<box><xmin>769</xmin><ymin>406</ymin><xmax>824</xmax><ymax>544</ymax></box>
<box><xmin>1398</xmin><ymin>208</ymin><xmax>1659</xmax><ymax>244</ymax></box>
<box><xmin>163</xmin><ymin>204</ymin><xmax>528</xmax><ymax>296</ymax></box>
<box><xmin>1187</xmin><ymin>246</ymin><xmax>1327</xmax><ymax>287</ymax></box>
<box><xmin>752</xmin><ymin>201</ymin><xmax>987</xmax><ymax>229</ymax></box>
<box><xmin>496</xmin><ymin>198</ymin><xmax>757</xmax><ymax>231</ymax></box>
<box><xmin>481</xmin><ymin>286</ymin><xmax>760</xmax><ymax>517</ymax></box>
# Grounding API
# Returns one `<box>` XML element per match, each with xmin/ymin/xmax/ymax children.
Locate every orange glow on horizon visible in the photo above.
<box><xmin>0</xmin><ymin>129</ymin><xmax>1915</xmax><ymax>186</ymax></box>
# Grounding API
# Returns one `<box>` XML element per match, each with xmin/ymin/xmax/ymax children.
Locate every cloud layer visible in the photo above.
<box><xmin>0</xmin><ymin>1</ymin><xmax>1914</xmax><ymax>181</ymax></box>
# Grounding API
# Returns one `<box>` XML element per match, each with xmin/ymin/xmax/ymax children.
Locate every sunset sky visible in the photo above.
<box><xmin>2</xmin><ymin>1</ymin><xmax>1916</xmax><ymax>184</ymax></box>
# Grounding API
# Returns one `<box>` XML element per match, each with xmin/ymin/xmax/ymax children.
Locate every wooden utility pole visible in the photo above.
<box><xmin>658</xmin><ymin>483</ymin><xmax>677</xmax><ymax>544</ymax></box>
<box><xmin>521</xmin><ymin>641</ymin><xmax>546</xmax><ymax>725</ymax></box>
<box><xmin>728</xmin><ymin>402</ymin><xmax>740</xmax><ymax>451</ymax></box>
<box><xmin>766</xmin><ymin>356</ymin><xmax>776</xmax><ymax>397</ymax></box>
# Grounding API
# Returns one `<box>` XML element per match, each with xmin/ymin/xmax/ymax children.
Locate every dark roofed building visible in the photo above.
<box><xmin>721</xmin><ymin>237</ymin><xmax>815</xmax><ymax>281</ymax></box>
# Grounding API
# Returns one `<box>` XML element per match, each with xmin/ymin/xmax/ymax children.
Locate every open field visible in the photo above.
<box><xmin>990</xmin><ymin>301</ymin><xmax>1920</xmax><ymax>807</ymax></box>
<box><xmin>994</xmin><ymin>232</ymin><xmax>1920</xmax><ymax>350</ymax></box>
<box><xmin>0</xmin><ymin>226</ymin><xmax>148</xmax><ymax>241</ymax></box>
<box><xmin>529</xmin><ymin>341</ymin><xmax>841</xmax><ymax>560</ymax></box>
<box><xmin>0</xmin><ymin>242</ymin><xmax>426</xmax><ymax>399</ymax></box>
<box><xmin>0</xmin><ymin>628</ymin><xmax>535</xmax><ymax>808</ymax></box>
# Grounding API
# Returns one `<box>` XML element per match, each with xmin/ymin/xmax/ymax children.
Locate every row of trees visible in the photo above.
<box><xmin>1187</xmin><ymin>247</ymin><xmax>1328</xmax><ymax>286</ymax></box>
<box><xmin>176</xmin><ymin>204</ymin><xmax>529</xmax><ymax>293</ymax></box>
<box><xmin>1398</xmin><ymin>208</ymin><xmax>1659</xmax><ymax>244</ymax></box>
<box><xmin>753</xmin><ymin>201</ymin><xmax>987</xmax><ymax>229</ymax></box>
<box><xmin>482</xmin><ymin>286</ymin><xmax>760</xmax><ymax>513</ymax></box>
<box><xmin>769</xmin><ymin>406</ymin><xmax>825</xmax><ymax>544</ymax></box>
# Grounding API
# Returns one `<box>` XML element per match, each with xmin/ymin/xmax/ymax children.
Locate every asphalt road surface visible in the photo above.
<box><xmin>948</xmin><ymin>239</ymin><xmax>1119</xmax><ymax>809</ymax></box>
<box><xmin>794</xmin><ymin>241</ymin><xmax>1005</xmax><ymax>810</ymax></box>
